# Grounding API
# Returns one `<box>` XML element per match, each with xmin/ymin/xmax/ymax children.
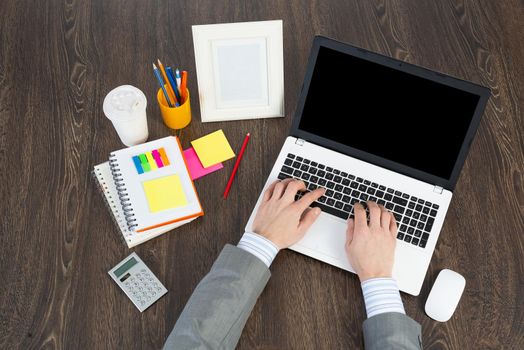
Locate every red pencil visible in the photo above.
<box><xmin>223</xmin><ymin>133</ymin><xmax>251</xmax><ymax>199</ymax></box>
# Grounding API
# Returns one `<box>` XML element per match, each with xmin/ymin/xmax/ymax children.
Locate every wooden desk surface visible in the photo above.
<box><xmin>1</xmin><ymin>0</ymin><xmax>523</xmax><ymax>348</ymax></box>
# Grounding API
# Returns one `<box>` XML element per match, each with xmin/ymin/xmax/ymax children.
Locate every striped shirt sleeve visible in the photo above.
<box><xmin>237</xmin><ymin>231</ymin><xmax>280</xmax><ymax>268</ymax></box>
<box><xmin>361</xmin><ymin>277</ymin><xmax>406</xmax><ymax>318</ymax></box>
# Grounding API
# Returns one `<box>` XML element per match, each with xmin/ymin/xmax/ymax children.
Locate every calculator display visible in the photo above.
<box><xmin>114</xmin><ymin>257</ymin><xmax>138</xmax><ymax>278</ymax></box>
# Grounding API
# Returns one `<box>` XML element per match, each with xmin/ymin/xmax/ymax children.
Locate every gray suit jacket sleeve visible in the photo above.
<box><xmin>163</xmin><ymin>244</ymin><xmax>270</xmax><ymax>350</ymax></box>
<box><xmin>363</xmin><ymin>312</ymin><xmax>423</xmax><ymax>350</ymax></box>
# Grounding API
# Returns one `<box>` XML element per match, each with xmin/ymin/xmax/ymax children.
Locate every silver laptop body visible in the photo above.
<box><xmin>246</xmin><ymin>36</ymin><xmax>490</xmax><ymax>296</ymax></box>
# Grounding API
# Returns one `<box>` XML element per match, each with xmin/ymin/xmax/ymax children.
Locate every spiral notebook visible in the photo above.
<box><xmin>93</xmin><ymin>162</ymin><xmax>195</xmax><ymax>247</ymax></box>
<box><xmin>93</xmin><ymin>136</ymin><xmax>203</xmax><ymax>247</ymax></box>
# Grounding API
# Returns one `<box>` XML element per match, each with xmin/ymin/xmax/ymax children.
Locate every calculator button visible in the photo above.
<box><xmin>136</xmin><ymin>273</ymin><xmax>141</xmax><ymax>277</ymax></box>
<box><xmin>141</xmin><ymin>269</ymin><xmax>146</xmax><ymax>272</ymax></box>
<box><xmin>130</xmin><ymin>277</ymin><xmax>135</xmax><ymax>281</ymax></box>
<box><xmin>146</xmin><ymin>297</ymin><xmax>151</xmax><ymax>302</ymax></box>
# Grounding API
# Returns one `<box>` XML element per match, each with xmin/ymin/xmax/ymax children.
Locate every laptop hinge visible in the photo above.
<box><xmin>295</xmin><ymin>138</ymin><xmax>305</xmax><ymax>146</ymax></box>
<box><xmin>433</xmin><ymin>185</ymin><xmax>443</xmax><ymax>194</ymax></box>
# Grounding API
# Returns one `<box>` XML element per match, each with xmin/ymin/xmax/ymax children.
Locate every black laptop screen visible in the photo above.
<box><xmin>298</xmin><ymin>46</ymin><xmax>481</xmax><ymax>179</ymax></box>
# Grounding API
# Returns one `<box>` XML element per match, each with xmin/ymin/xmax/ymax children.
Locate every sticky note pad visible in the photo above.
<box><xmin>142</xmin><ymin>175</ymin><xmax>187</xmax><ymax>213</ymax></box>
<box><xmin>139</xmin><ymin>154</ymin><xmax>151</xmax><ymax>172</ymax></box>
<box><xmin>183</xmin><ymin>147</ymin><xmax>223</xmax><ymax>180</ymax></box>
<box><xmin>132</xmin><ymin>156</ymin><xmax>144</xmax><ymax>174</ymax></box>
<box><xmin>151</xmin><ymin>149</ymin><xmax>164</xmax><ymax>168</ymax></box>
<box><xmin>139</xmin><ymin>153</ymin><xmax>148</xmax><ymax>164</ymax></box>
<box><xmin>191</xmin><ymin>129</ymin><xmax>235</xmax><ymax>168</ymax></box>
<box><xmin>145</xmin><ymin>152</ymin><xmax>158</xmax><ymax>170</ymax></box>
<box><xmin>153</xmin><ymin>156</ymin><xmax>164</xmax><ymax>168</ymax></box>
<box><xmin>158</xmin><ymin>147</ymin><xmax>170</xmax><ymax>166</ymax></box>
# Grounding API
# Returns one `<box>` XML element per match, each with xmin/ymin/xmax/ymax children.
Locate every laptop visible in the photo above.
<box><xmin>245</xmin><ymin>36</ymin><xmax>490</xmax><ymax>296</ymax></box>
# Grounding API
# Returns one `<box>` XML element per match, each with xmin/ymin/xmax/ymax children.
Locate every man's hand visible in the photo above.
<box><xmin>252</xmin><ymin>179</ymin><xmax>326</xmax><ymax>249</ymax></box>
<box><xmin>345</xmin><ymin>201</ymin><xmax>398</xmax><ymax>282</ymax></box>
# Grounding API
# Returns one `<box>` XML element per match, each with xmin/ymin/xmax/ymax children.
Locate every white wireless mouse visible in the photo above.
<box><xmin>425</xmin><ymin>269</ymin><xmax>466</xmax><ymax>322</ymax></box>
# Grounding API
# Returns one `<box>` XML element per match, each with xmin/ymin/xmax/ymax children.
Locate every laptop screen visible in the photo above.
<box><xmin>298</xmin><ymin>46</ymin><xmax>481</xmax><ymax>180</ymax></box>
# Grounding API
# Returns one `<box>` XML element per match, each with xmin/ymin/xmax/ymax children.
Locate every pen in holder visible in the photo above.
<box><xmin>157</xmin><ymin>86</ymin><xmax>191</xmax><ymax>129</ymax></box>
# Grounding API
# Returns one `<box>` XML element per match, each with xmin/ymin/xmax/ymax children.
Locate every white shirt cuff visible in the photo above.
<box><xmin>361</xmin><ymin>277</ymin><xmax>406</xmax><ymax>318</ymax></box>
<box><xmin>237</xmin><ymin>231</ymin><xmax>279</xmax><ymax>268</ymax></box>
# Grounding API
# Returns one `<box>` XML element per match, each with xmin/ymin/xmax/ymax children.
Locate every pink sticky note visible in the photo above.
<box><xmin>151</xmin><ymin>150</ymin><xmax>163</xmax><ymax>168</ymax></box>
<box><xmin>183</xmin><ymin>147</ymin><xmax>223</xmax><ymax>180</ymax></box>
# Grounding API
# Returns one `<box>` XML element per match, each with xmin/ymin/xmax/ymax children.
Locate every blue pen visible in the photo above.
<box><xmin>152</xmin><ymin>63</ymin><xmax>174</xmax><ymax>107</ymax></box>
<box><xmin>166</xmin><ymin>67</ymin><xmax>182</xmax><ymax>105</ymax></box>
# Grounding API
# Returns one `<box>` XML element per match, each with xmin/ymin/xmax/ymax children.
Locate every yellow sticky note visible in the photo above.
<box><xmin>145</xmin><ymin>152</ymin><xmax>158</xmax><ymax>170</ymax></box>
<box><xmin>191</xmin><ymin>129</ymin><xmax>235</xmax><ymax>168</ymax></box>
<box><xmin>142</xmin><ymin>175</ymin><xmax>187</xmax><ymax>213</ymax></box>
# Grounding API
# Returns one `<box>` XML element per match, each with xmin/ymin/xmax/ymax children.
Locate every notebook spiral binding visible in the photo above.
<box><xmin>109</xmin><ymin>154</ymin><xmax>138</xmax><ymax>230</ymax></box>
<box><xmin>91</xmin><ymin>168</ymin><xmax>130</xmax><ymax>246</ymax></box>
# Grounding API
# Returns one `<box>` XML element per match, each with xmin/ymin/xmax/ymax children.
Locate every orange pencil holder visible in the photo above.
<box><xmin>157</xmin><ymin>86</ymin><xmax>191</xmax><ymax>129</ymax></box>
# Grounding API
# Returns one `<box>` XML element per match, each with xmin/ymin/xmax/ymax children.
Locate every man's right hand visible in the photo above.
<box><xmin>345</xmin><ymin>201</ymin><xmax>398</xmax><ymax>282</ymax></box>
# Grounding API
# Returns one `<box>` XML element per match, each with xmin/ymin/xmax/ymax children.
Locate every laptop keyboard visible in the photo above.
<box><xmin>278</xmin><ymin>153</ymin><xmax>439</xmax><ymax>249</ymax></box>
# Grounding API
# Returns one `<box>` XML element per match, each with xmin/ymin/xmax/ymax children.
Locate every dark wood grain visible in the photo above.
<box><xmin>0</xmin><ymin>0</ymin><xmax>523</xmax><ymax>349</ymax></box>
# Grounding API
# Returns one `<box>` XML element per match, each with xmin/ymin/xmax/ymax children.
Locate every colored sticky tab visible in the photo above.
<box><xmin>151</xmin><ymin>149</ymin><xmax>164</xmax><ymax>168</ymax></box>
<box><xmin>191</xmin><ymin>129</ymin><xmax>235</xmax><ymax>168</ymax></box>
<box><xmin>154</xmin><ymin>157</ymin><xmax>164</xmax><ymax>168</ymax></box>
<box><xmin>132</xmin><ymin>156</ymin><xmax>144</xmax><ymax>174</ymax></box>
<box><xmin>145</xmin><ymin>152</ymin><xmax>158</xmax><ymax>170</ymax></box>
<box><xmin>158</xmin><ymin>148</ymin><xmax>170</xmax><ymax>166</ymax></box>
<box><xmin>183</xmin><ymin>147</ymin><xmax>223</xmax><ymax>180</ymax></box>
<box><xmin>142</xmin><ymin>175</ymin><xmax>187</xmax><ymax>213</ymax></box>
<box><xmin>139</xmin><ymin>154</ymin><xmax>151</xmax><ymax>172</ymax></box>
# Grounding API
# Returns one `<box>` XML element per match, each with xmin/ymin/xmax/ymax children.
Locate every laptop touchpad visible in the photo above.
<box><xmin>293</xmin><ymin>213</ymin><xmax>348</xmax><ymax>260</ymax></box>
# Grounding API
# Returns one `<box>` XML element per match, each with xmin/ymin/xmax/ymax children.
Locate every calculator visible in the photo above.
<box><xmin>108</xmin><ymin>252</ymin><xmax>168</xmax><ymax>312</ymax></box>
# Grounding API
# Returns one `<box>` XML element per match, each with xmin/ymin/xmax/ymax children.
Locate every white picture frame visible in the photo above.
<box><xmin>192</xmin><ymin>20</ymin><xmax>285</xmax><ymax>123</ymax></box>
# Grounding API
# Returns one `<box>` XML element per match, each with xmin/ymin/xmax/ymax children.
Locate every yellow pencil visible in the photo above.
<box><xmin>157</xmin><ymin>59</ymin><xmax>178</xmax><ymax>105</ymax></box>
